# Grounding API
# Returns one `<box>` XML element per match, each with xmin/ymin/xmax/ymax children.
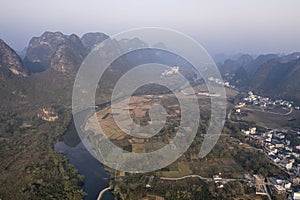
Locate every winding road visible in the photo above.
<box><xmin>259</xmin><ymin>107</ymin><xmax>293</xmax><ymax>116</ymax></box>
<box><xmin>160</xmin><ymin>175</ymin><xmax>245</xmax><ymax>183</ymax></box>
<box><xmin>97</xmin><ymin>186</ymin><xmax>112</xmax><ymax>200</ymax></box>
<box><xmin>160</xmin><ymin>175</ymin><xmax>211</xmax><ymax>181</ymax></box>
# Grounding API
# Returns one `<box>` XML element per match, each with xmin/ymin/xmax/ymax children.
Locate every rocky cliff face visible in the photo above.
<box><xmin>0</xmin><ymin>39</ymin><xmax>28</xmax><ymax>77</ymax></box>
<box><xmin>25</xmin><ymin>32</ymin><xmax>87</xmax><ymax>73</ymax></box>
<box><xmin>50</xmin><ymin>34</ymin><xmax>86</xmax><ymax>73</ymax></box>
<box><xmin>25</xmin><ymin>32</ymin><xmax>66</xmax><ymax>69</ymax></box>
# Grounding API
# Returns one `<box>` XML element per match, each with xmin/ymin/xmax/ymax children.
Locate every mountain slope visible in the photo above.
<box><xmin>252</xmin><ymin>58</ymin><xmax>300</xmax><ymax>102</ymax></box>
<box><xmin>245</xmin><ymin>54</ymin><xmax>279</xmax><ymax>77</ymax></box>
<box><xmin>220</xmin><ymin>54</ymin><xmax>253</xmax><ymax>75</ymax></box>
<box><xmin>81</xmin><ymin>32</ymin><xmax>109</xmax><ymax>52</ymax></box>
<box><xmin>0</xmin><ymin>39</ymin><xmax>28</xmax><ymax>78</ymax></box>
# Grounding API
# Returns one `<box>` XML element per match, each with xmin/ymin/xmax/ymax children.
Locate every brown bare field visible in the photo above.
<box><xmin>86</xmin><ymin>84</ymin><xmax>250</xmax><ymax>181</ymax></box>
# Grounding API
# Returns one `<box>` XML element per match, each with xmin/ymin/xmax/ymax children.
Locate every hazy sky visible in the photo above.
<box><xmin>1</xmin><ymin>0</ymin><xmax>300</xmax><ymax>54</ymax></box>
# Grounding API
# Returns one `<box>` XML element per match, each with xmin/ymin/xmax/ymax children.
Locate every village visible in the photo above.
<box><xmin>235</xmin><ymin>91</ymin><xmax>300</xmax><ymax>114</ymax></box>
<box><xmin>233</xmin><ymin>91</ymin><xmax>300</xmax><ymax>199</ymax></box>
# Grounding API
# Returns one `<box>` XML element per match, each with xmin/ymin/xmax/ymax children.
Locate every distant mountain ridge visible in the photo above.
<box><xmin>219</xmin><ymin>52</ymin><xmax>300</xmax><ymax>103</ymax></box>
<box><xmin>5</xmin><ymin>31</ymin><xmax>299</xmax><ymax>105</ymax></box>
<box><xmin>23</xmin><ymin>31</ymin><xmax>111</xmax><ymax>74</ymax></box>
<box><xmin>81</xmin><ymin>32</ymin><xmax>109</xmax><ymax>51</ymax></box>
<box><xmin>0</xmin><ymin>31</ymin><xmax>199</xmax><ymax>106</ymax></box>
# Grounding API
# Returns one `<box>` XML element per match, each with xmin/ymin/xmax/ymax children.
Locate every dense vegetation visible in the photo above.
<box><xmin>0</xmin><ymin>66</ymin><xmax>85</xmax><ymax>199</ymax></box>
<box><xmin>0</xmin><ymin>110</ymin><xmax>85</xmax><ymax>199</ymax></box>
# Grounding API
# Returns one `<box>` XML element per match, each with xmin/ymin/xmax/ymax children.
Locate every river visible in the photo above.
<box><xmin>54</xmin><ymin>105</ymin><xmax>114</xmax><ymax>200</ymax></box>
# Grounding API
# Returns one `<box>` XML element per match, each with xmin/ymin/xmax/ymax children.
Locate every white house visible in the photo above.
<box><xmin>286</xmin><ymin>162</ymin><xmax>293</xmax><ymax>170</ymax></box>
<box><xmin>294</xmin><ymin>191</ymin><xmax>300</xmax><ymax>200</ymax></box>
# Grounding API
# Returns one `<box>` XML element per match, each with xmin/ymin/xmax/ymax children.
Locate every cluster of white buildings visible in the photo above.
<box><xmin>241</xmin><ymin>127</ymin><xmax>257</xmax><ymax>135</ymax></box>
<box><xmin>207</xmin><ymin>77</ymin><xmax>235</xmax><ymax>88</ymax></box>
<box><xmin>263</xmin><ymin>130</ymin><xmax>298</xmax><ymax>170</ymax></box>
<box><xmin>239</xmin><ymin>91</ymin><xmax>298</xmax><ymax>110</ymax></box>
<box><xmin>244</xmin><ymin>128</ymin><xmax>300</xmax><ymax>198</ymax></box>
<box><xmin>161</xmin><ymin>66</ymin><xmax>180</xmax><ymax>77</ymax></box>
